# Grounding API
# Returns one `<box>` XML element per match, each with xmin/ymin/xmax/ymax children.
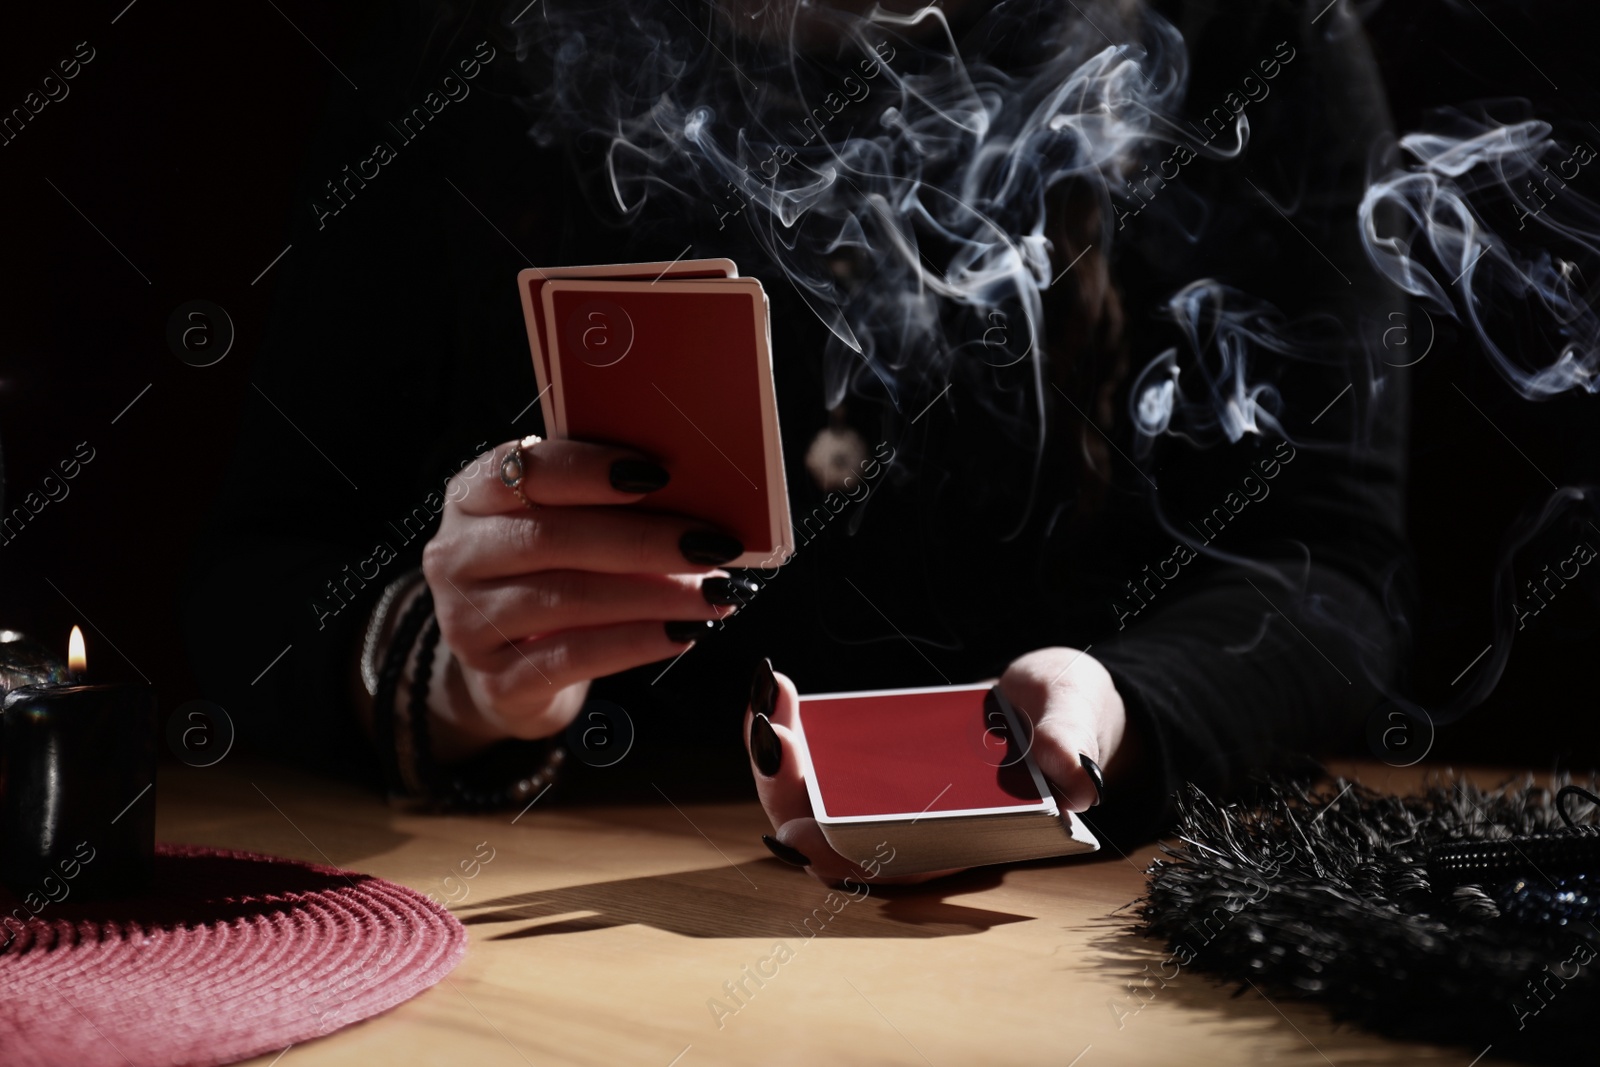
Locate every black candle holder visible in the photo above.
<box><xmin>0</xmin><ymin>682</ymin><xmax>159</xmax><ymax>901</ymax></box>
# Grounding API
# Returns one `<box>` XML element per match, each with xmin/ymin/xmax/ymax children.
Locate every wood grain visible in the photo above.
<box><xmin>146</xmin><ymin>759</ymin><xmax>1531</xmax><ymax>1066</ymax></box>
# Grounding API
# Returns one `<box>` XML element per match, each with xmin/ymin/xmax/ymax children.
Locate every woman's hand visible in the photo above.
<box><xmin>743</xmin><ymin>649</ymin><xmax>1132</xmax><ymax>884</ymax></box>
<box><xmin>417</xmin><ymin>436</ymin><xmax>753</xmax><ymax>760</ymax></box>
<box><xmin>995</xmin><ymin>647</ymin><xmax>1130</xmax><ymax>813</ymax></box>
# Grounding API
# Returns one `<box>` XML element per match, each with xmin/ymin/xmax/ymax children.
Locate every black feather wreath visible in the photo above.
<box><xmin>1134</xmin><ymin>775</ymin><xmax>1600</xmax><ymax>1063</ymax></box>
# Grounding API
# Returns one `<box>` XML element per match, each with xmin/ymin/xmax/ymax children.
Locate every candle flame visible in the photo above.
<box><xmin>68</xmin><ymin>626</ymin><xmax>87</xmax><ymax>674</ymax></box>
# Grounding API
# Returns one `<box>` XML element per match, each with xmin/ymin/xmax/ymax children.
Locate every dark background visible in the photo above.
<box><xmin>0</xmin><ymin>1</ymin><xmax>1595</xmax><ymax>766</ymax></box>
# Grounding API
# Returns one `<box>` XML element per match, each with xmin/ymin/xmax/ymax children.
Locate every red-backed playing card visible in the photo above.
<box><xmin>792</xmin><ymin>684</ymin><xmax>1099</xmax><ymax>874</ymax></box>
<box><xmin>517</xmin><ymin>260</ymin><xmax>737</xmax><ymax>437</ymax></box>
<box><xmin>540</xmin><ymin>277</ymin><xmax>791</xmax><ymax>568</ymax></box>
<box><xmin>797</xmin><ymin>684</ymin><xmax>1053</xmax><ymax>820</ymax></box>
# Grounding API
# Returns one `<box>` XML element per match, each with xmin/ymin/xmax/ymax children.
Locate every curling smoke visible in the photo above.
<box><xmin>508</xmin><ymin>0</ymin><xmax>1197</xmax><ymax>448</ymax></box>
<box><xmin>1357</xmin><ymin>109</ymin><xmax>1600</xmax><ymax>719</ymax></box>
<box><xmin>1128</xmin><ymin>280</ymin><xmax>1333</xmax><ymax>452</ymax></box>
<box><xmin>1359</xmin><ymin>112</ymin><xmax>1600</xmax><ymax>399</ymax></box>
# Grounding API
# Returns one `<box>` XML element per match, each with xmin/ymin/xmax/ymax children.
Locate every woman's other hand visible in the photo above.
<box><xmin>996</xmin><ymin>647</ymin><xmax>1129</xmax><ymax>813</ymax></box>
<box><xmin>743</xmin><ymin>649</ymin><xmax>1133</xmax><ymax>884</ymax></box>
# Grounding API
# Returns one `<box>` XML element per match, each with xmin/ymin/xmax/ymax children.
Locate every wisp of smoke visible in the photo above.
<box><xmin>1129</xmin><ymin>279</ymin><xmax>1348</xmax><ymax>452</ymax></box>
<box><xmin>1360</xmin><ymin>110</ymin><xmax>1600</xmax><ymax>399</ymax></box>
<box><xmin>1358</xmin><ymin>107</ymin><xmax>1600</xmax><ymax>715</ymax></box>
<box><xmin>507</xmin><ymin>0</ymin><xmax>1199</xmax><ymax>445</ymax></box>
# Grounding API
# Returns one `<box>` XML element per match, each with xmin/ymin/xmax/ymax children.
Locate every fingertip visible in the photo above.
<box><xmin>680</xmin><ymin>530</ymin><xmax>745</xmax><ymax>567</ymax></box>
<box><xmin>664</xmin><ymin>619</ymin><xmax>714</xmax><ymax>645</ymax></box>
<box><xmin>702</xmin><ymin>574</ymin><xmax>758</xmax><ymax>607</ymax></box>
<box><xmin>761</xmin><ymin>834</ymin><xmax>810</xmax><ymax>867</ymax></box>
<box><xmin>1037</xmin><ymin>747</ymin><xmax>1098</xmax><ymax>814</ymax></box>
<box><xmin>608</xmin><ymin>457</ymin><xmax>671</xmax><ymax>495</ymax></box>
<box><xmin>749</xmin><ymin>710</ymin><xmax>782</xmax><ymax>777</ymax></box>
<box><xmin>749</xmin><ymin>656</ymin><xmax>777</xmax><ymax>717</ymax></box>
<box><xmin>768</xmin><ymin>819</ymin><xmax>854</xmax><ymax>881</ymax></box>
<box><xmin>1078</xmin><ymin>752</ymin><xmax>1105</xmax><ymax>807</ymax></box>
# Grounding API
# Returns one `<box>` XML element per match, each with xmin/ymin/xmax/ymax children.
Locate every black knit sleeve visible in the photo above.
<box><xmin>1082</xmin><ymin>0</ymin><xmax>1411</xmax><ymax>843</ymax></box>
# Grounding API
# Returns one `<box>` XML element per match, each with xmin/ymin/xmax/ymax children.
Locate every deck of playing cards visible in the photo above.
<box><xmin>792</xmin><ymin>684</ymin><xmax>1100</xmax><ymax>875</ymax></box>
<box><xmin>518</xmin><ymin>260</ymin><xmax>792</xmax><ymax>568</ymax></box>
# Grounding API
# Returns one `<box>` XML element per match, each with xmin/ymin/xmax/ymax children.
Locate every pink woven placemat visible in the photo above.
<box><xmin>0</xmin><ymin>844</ymin><xmax>467</xmax><ymax>1067</ymax></box>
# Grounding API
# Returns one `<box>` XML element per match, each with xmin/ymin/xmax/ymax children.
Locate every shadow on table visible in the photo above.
<box><xmin>459</xmin><ymin>860</ymin><xmax>1032</xmax><ymax>940</ymax></box>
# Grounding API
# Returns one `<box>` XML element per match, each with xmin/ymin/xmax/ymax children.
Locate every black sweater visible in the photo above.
<box><xmin>183</xmin><ymin>0</ymin><xmax>1408</xmax><ymax>847</ymax></box>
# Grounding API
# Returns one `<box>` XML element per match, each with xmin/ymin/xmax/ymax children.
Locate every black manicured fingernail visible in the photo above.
<box><xmin>1079</xmin><ymin>753</ymin><xmax>1105</xmax><ymax>806</ymax></box>
<box><xmin>749</xmin><ymin>711</ymin><xmax>782</xmax><ymax>777</ymax></box>
<box><xmin>750</xmin><ymin>657</ymin><xmax>777</xmax><ymax>720</ymax></box>
<box><xmin>680</xmin><ymin>530</ymin><xmax>744</xmax><ymax>565</ymax></box>
<box><xmin>610</xmin><ymin>458</ymin><xmax>670</xmax><ymax>493</ymax></box>
<box><xmin>762</xmin><ymin>834</ymin><xmax>810</xmax><ymax>867</ymax></box>
<box><xmin>702</xmin><ymin>575</ymin><xmax>760</xmax><ymax>606</ymax></box>
<box><xmin>665</xmin><ymin>620</ymin><xmax>713</xmax><ymax>644</ymax></box>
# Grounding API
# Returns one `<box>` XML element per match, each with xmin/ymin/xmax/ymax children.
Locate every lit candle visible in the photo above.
<box><xmin>0</xmin><ymin>627</ymin><xmax>158</xmax><ymax>900</ymax></box>
<box><xmin>67</xmin><ymin>624</ymin><xmax>86</xmax><ymax>682</ymax></box>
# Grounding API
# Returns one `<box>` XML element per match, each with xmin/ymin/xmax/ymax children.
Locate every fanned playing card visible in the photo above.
<box><xmin>536</xmin><ymin>274</ymin><xmax>791</xmax><ymax>568</ymax></box>
<box><xmin>517</xmin><ymin>259</ymin><xmax>737</xmax><ymax>436</ymax></box>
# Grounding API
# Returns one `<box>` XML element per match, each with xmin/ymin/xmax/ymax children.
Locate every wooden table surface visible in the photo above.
<box><xmin>150</xmin><ymin>758</ymin><xmax>1526</xmax><ymax>1067</ymax></box>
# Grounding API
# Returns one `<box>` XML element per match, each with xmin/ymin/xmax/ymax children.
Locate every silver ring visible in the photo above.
<box><xmin>499</xmin><ymin>434</ymin><xmax>543</xmax><ymax>510</ymax></box>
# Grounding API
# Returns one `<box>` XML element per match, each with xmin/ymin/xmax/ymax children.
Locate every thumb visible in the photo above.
<box><xmin>999</xmin><ymin>649</ymin><xmax>1117</xmax><ymax>813</ymax></box>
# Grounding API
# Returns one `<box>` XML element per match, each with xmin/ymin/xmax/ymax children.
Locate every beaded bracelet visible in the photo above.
<box><xmin>406</xmin><ymin>613</ymin><xmax>444</xmax><ymax>797</ymax></box>
<box><xmin>372</xmin><ymin>585</ymin><xmax>436</xmax><ymax>797</ymax></box>
<box><xmin>360</xmin><ymin>571</ymin><xmax>426</xmax><ymax>697</ymax></box>
<box><xmin>383</xmin><ymin>594</ymin><xmax>567</xmax><ymax>811</ymax></box>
